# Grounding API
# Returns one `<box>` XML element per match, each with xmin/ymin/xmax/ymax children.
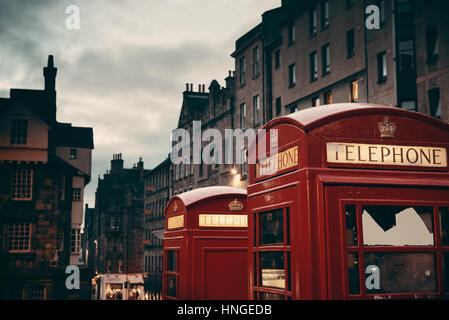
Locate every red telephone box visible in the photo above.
<box><xmin>162</xmin><ymin>186</ymin><xmax>248</xmax><ymax>300</ymax></box>
<box><xmin>247</xmin><ymin>103</ymin><xmax>449</xmax><ymax>300</ymax></box>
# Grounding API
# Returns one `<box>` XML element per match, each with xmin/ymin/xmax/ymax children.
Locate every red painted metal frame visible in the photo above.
<box><xmin>247</xmin><ymin>104</ymin><xmax>449</xmax><ymax>300</ymax></box>
<box><xmin>162</xmin><ymin>187</ymin><xmax>248</xmax><ymax>300</ymax></box>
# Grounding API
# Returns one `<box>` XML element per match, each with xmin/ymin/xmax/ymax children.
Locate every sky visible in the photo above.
<box><xmin>0</xmin><ymin>0</ymin><xmax>280</xmax><ymax>208</ymax></box>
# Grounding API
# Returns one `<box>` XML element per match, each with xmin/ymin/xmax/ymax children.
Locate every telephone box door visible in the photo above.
<box><xmin>325</xmin><ymin>185</ymin><xmax>449</xmax><ymax>299</ymax></box>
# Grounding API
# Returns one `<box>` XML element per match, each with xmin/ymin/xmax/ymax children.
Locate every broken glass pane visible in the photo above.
<box><xmin>362</xmin><ymin>206</ymin><xmax>434</xmax><ymax>246</ymax></box>
<box><xmin>364</xmin><ymin>253</ymin><xmax>437</xmax><ymax>293</ymax></box>
<box><xmin>345</xmin><ymin>205</ymin><xmax>358</xmax><ymax>246</ymax></box>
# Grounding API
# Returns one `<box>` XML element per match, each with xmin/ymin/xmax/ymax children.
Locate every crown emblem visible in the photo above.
<box><xmin>378</xmin><ymin>117</ymin><xmax>397</xmax><ymax>139</ymax></box>
<box><xmin>173</xmin><ymin>201</ymin><xmax>178</xmax><ymax>213</ymax></box>
<box><xmin>228</xmin><ymin>199</ymin><xmax>244</xmax><ymax>212</ymax></box>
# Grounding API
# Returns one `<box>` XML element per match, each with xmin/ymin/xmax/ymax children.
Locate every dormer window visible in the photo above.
<box><xmin>10</xmin><ymin>119</ymin><xmax>28</xmax><ymax>145</ymax></box>
<box><xmin>70</xmin><ymin>148</ymin><xmax>77</xmax><ymax>159</ymax></box>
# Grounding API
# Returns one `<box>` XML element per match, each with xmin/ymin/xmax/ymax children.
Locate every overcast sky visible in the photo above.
<box><xmin>0</xmin><ymin>0</ymin><xmax>280</xmax><ymax>208</ymax></box>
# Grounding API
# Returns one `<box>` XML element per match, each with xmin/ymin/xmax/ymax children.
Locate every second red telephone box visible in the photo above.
<box><xmin>162</xmin><ymin>186</ymin><xmax>248</xmax><ymax>300</ymax></box>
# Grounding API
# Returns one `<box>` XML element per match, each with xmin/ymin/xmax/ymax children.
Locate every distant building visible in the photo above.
<box><xmin>143</xmin><ymin>158</ymin><xmax>170</xmax><ymax>297</ymax></box>
<box><xmin>88</xmin><ymin>154</ymin><xmax>148</xmax><ymax>300</ymax></box>
<box><xmin>0</xmin><ymin>55</ymin><xmax>93</xmax><ymax>299</ymax></box>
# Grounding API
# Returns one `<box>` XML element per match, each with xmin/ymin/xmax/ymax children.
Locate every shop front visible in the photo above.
<box><xmin>247</xmin><ymin>104</ymin><xmax>449</xmax><ymax>300</ymax></box>
<box><xmin>163</xmin><ymin>186</ymin><xmax>248</xmax><ymax>300</ymax></box>
<box><xmin>92</xmin><ymin>273</ymin><xmax>145</xmax><ymax>300</ymax></box>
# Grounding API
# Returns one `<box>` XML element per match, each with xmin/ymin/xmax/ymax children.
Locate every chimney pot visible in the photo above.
<box><xmin>186</xmin><ymin>83</ymin><xmax>189</xmax><ymax>91</ymax></box>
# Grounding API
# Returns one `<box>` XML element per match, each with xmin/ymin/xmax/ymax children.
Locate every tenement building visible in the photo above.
<box><xmin>0</xmin><ymin>56</ymin><xmax>94</xmax><ymax>299</ymax></box>
<box><xmin>143</xmin><ymin>158</ymin><xmax>170</xmax><ymax>297</ymax></box>
<box><xmin>89</xmin><ymin>154</ymin><xmax>148</xmax><ymax>300</ymax></box>
<box><xmin>232</xmin><ymin>0</ymin><xmax>448</xmax><ymax>131</ymax></box>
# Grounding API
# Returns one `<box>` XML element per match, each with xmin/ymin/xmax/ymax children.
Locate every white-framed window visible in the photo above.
<box><xmin>8</xmin><ymin>223</ymin><xmax>32</xmax><ymax>252</ymax></box>
<box><xmin>253</xmin><ymin>46</ymin><xmax>260</xmax><ymax>77</ymax></box>
<box><xmin>10</xmin><ymin>119</ymin><xmax>28</xmax><ymax>145</ymax></box>
<box><xmin>239</xmin><ymin>56</ymin><xmax>246</xmax><ymax>86</ymax></box>
<box><xmin>69</xmin><ymin>148</ymin><xmax>77</xmax><ymax>159</ymax></box>
<box><xmin>29</xmin><ymin>286</ymin><xmax>46</xmax><ymax>300</ymax></box>
<box><xmin>118</xmin><ymin>258</ymin><xmax>124</xmax><ymax>273</ymax></box>
<box><xmin>11</xmin><ymin>169</ymin><xmax>33</xmax><ymax>200</ymax></box>
<box><xmin>70</xmin><ymin>228</ymin><xmax>81</xmax><ymax>253</ymax></box>
<box><xmin>240</xmin><ymin>102</ymin><xmax>246</xmax><ymax>129</ymax></box>
<box><xmin>253</xmin><ymin>95</ymin><xmax>260</xmax><ymax>126</ymax></box>
<box><xmin>72</xmin><ymin>188</ymin><xmax>81</xmax><ymax>201</ymax></box>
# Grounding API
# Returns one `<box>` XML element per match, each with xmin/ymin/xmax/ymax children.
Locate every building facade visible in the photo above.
<box><xmin>232</xmin><ymin>0</ymin><xmax>448</xmax><ymax>133</ymax></box>
<box><xmin>88</xmin><ymin>154</ymin><xmax>148</xmax><ymax>300</ymax></box>
<box><xmin>143</xmin><ymin>158</ymin><xmax>170</xmax><ymax>297</ymax></box>
<box><xmin>0</xmin><ymin>56</ymin><xmax>93</xmax><ymax>299</ymax></box>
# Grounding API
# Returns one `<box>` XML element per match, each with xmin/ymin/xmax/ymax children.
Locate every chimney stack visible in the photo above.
<box><xmin>111</xmin><ymin>153</ymin><xmax>124</xmax><ymax>174</ymax></box>
<box><xmin>43</xmin><ymin>55</ymin><xmax>57</xmax><ymax>92</ymax></box>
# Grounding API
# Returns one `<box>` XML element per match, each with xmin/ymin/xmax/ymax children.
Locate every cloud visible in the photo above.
<box><xmin>0</xmin><ymin>0</ymin><xmax>281</xmax><ymax>208</ymax></box>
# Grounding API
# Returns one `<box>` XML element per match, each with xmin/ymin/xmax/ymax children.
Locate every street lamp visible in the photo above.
<box><xmin>231</xmin><ymin>168</ymin><xmax>238</xmax><ymax>175</ymax></box>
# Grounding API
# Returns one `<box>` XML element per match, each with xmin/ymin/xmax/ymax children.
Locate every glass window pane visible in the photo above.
<box><xmin>259</xmin><ymin>292</ymin><xmax>285</xmax><ymax>300</ymax></box>
<box><xmin>362</xmin><ymin>206</ymin><xmax>434</xmax><ymax>246</ymax></box>
<box><xmin>166</xmin><ymin>275</ymin><xmax>177</xmax><ymax>298</ymax></box>
<box><xmin>440</xmin><ymin>207</ymin><xmax>449</xmax><ymax>246</ymax></box>
<box><xmin>286</xmin><ymin>207</ymin><xmax>290</xmax><ymax>246</ymax></box>
<box><xmin>347</xmin><ymin>253</ymin><xmax>360</xmax><ymax>294</ymax></box>
<box><xmin>443</xmin><ymin>253</ymin><xmax>449</xmax><ymax>293</ymax></box>
<box><xmin>287</xmin><ymin>252</ymin><xmax>291</xmax><ymax>291</ymax></box>
<box><xmin>259</xmin><ymin>209</ymin><xmax>284</xmax><ymax>246</ymax></box>
<box><xmin>345</xmin><ymin>205</ymin><xmax>358</xmax><ymax>246</ymax></box>
<box><xmin>166</xmin><ymin>250</ymin><xmax>178</xmax><ymax>272</ymax></box>
<box><xmin>364</xmin><ymin>253</ymin><xmax>437</xmax><ymax>293</ymax></box>
<box><xmin>260</xmin><ymin>251</ymin><xmax>285</xmax><ymax>289</ymax></box>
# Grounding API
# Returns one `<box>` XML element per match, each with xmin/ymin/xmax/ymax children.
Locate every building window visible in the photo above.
<box><xmin>309</xmin><ymin>7</ymin><xmax>317</xmax><ymax>36</ymax></box>
<box><xmin>312</xmin><ymin>96</ymin><xmax>320</xmax><ymax>107</ymax></box>
<box><xmin>11</xmin><ymin>169</ymin><xmax>33</xmax><ymax>200</ymax></box>
<box><xmin>288</xmin><ymin>22</ymin><xmax>295</xmax><ymax>46</ymax></box>
<box><xmin>240</xmin><ymin>103</ymin><xmax>246</xmax><ymax>129</ymax></box>
<box><xmin>253</xmin><ymin>46</ymin><xmax>260</xmax><ymax>77</ymax></box>
<box><xmin>10</xmin><ymin>119</ymin><xmax>28</xmax><ymax>145</ymax></box>
<box><xmin>69</xmin><ymin>148</ymin><xmax>77</xmax><ymax>159</ymax></box>
<box><xmin>378</xmin><ymin>0</ymin><xmax>386</xmax><ymax>26</ymax></box>
<box><xmin>72</xmin><ymin>188</ymin><xmax>81</xmax><ymax>201</ymax></box>
<box><xmin>310</xmin><ymin>52</ymin><xmax>318</xmax><ymax>82</ymax></box>
<box><xmin>107</xmin><ymin>259</ymin><xmax>112</xmax><ymax>273</ymax></box>
<box><xmin>347</xmin><ymin>29</ymin><xmax>355</xmax><ymax>58</ymax></box>
<box><xmin>118</xmin><ymin>259</ymin><xmax>124</xmax><ymax>273</ymax></box>
<box><xmin>239</xmin><ymin>57</ymin><xmax>246</xmax><ymax>86</ymax></box>
<box><xmin>290</xmin><ymin>104</ymin><xmax>298</xmax><ymax>114</ymax></box>
<box><xmin>377</xmin><ymin>51</ymin><xmax>387</xmax><ymax>83</ymax></box>
<box><xmin>275</xmin><ymin>97</ymin><xmax>282</xmax><ymax>117</ymax></box>
<box><xmin>345</xmin><ymin>0</ymin><xmax>354</xmax><ymax>9</ymax></box>
<box><xmin>29</xmin><ymin>286</ymin><xmax>46</xmax><ymax>300</ymax></box>
<box><xmin>253</xmin><ymin>95</ymin><xmax>260</xmax><ymax>126</ymax></box>
<box><xmin>324</xmin><ymin>91</ymin><xmax>333</xmax><ymax>105</ymax></box>
<box><xmin>350</xmin><ymin>81</ymin><xmax>359</xmax><ymax>102</ymax></box>
<box><xmin>70</xmin><ymin>228</ymin><xmax>81</xmax><ymax>253</ymax></box>
<box><xmin>59</xmin><ymin>176</ymin><xmax>65</xmax><ymax>200</ymax></box>
<box><xmin>274</xmin><ymin>50</ymin><xmax>280</xmax><ymax>69</ymax></box>
<box><xmin>426</xmin><ymin>26</ymin><xmax>438</xmax><ymax>63</ymax></box>
<box><xmin>398</xmin><ymin>40</ymin><xmax>415</xmax><ymax>72</ymax></box>
<box><xmin>8</xmin><ymin>223</ymin><xmax>32</xmax><ymax>252</ymax></box>
<box><xmin>322</xmin><ymin>44</ymin><xmax>330</xmax><ymax>75</ymax></box>
<box><xmin>7</xmin><ymin>286</ymin><xmax>24</xmax><ymax>300</ymax></box>
<box><xmin>321</xmin><ymin>0</ymin><xmax>329</xmax><ymax>29</ymax></box>
<box><xmin>429</xmin><ymin>88</ymin><xmax>441</xmax><ymax>119</ymax></box>
<box><xmin>288</xmin><ymin>63</ymin><xmax>296</xmax><ymax>88</ymax></box>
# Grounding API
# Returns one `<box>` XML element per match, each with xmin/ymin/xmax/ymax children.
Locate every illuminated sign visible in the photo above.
<box><xmin>198</xmin><ymin>214</ymin><xmax>248</xmax><ymax>228</ymax></box>
<box><xmin>167</xmin><ymin>215</ymin><xmax>184</xmax><ymax>230</ymax></box>
<box><xmin>326</xmin><ymin>142</ymin><xmax>447</xmax><ymax>168</ymax></box>
<box><xmin>256</xmin><ymin>145</ymin><xmax>299</xmax><ymax>178</ymax></box>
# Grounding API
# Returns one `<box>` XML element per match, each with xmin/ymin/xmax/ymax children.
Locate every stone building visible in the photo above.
<box><xmin>88</xmin><ymin>154</ymin><xmax>148</xmax><ymax>300</ymax></box>
<box><xmin>143</xmin><ymin>158</ymin><xmax>170</xmax><ymax>296</ymax></box>
<box><xmin>0</xmin><ymin>56</ymin><xmax>93</xmax><ymax>299</ymax></box>
<box><xmin>232</xmin><ymin>0</ymin><xmax>448</xmax><ymax>132</ymax></box>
